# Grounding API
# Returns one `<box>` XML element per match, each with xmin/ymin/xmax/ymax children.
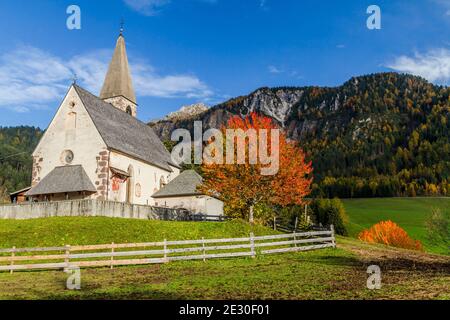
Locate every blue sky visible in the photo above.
<box><xmin>0</xmin><ymin>0</ymin><xmax>449</xmax><ymax>128</ymax></box>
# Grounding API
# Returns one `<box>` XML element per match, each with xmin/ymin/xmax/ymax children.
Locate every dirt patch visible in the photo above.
<box><xmin>338</xmin><ymin>241</ymin><xmax>450</xmax><ymax>272</ymax></box>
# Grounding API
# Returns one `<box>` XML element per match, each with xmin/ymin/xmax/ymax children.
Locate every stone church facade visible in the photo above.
<box><xmin>26</xmin><ymin>32</ymin><xmax>181</xmax><ymax>206</ymax></box>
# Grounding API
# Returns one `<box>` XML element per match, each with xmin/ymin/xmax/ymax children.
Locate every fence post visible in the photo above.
<box><xmin>330</xmin><ymin>224</ymin><xmax>336</xmax><ymax>248</ymax></box>
<box><xmin>293</xmin><ymin>232</ymin><xmax>298</xmax><ymax>249</ymax></box>
<box><xmin>10</xmin><ymin>246</ymin><xmax>15</xmax><ymax>274</ymax></box>
<box><xmin>64</xmin><ymin>245</ymin><xmax>71</xmax><ymax>267</ymax></box>
<box><xmin>163</xmin><ymin>239</ymin><xmax>168</xmax><ymax>262</ymax></box>
<box><xmin>202</xmin><ymin>237</ymin><xmax>206</xmax><ymax>262</ymax></box>
<box><xmin>110</xmin><ymin>242</ymin><xmax>115</xmax><ymax>269</ymax></box>
<box><xmin>250</xmin><ymin>232</ymin><xmax>255</xmax><ymax>258</ymax></box>
<box><xmin>273</xmin><ymin>217</ymin><xmax>276</xmax><ymax>230</ymax></box>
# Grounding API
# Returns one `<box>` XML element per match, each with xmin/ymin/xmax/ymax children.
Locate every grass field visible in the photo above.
<box><xmin>0</xmin><ymin>217</ymin><xmax>448</xmax><ymax>300</ymax></box>
<box><xmin>0</xmin><ymin>236</ymin><xmax>448</xmax><ymax>300</ymax></box>
<box><xmin>0</xmin><ymin>217</ymin><xmax>274</xmax><ymax>248</ymax></box>
<box><xmin>343</xmin><ymin>198</ymin><xmax>450</xmax><ymax>255</ymax></box>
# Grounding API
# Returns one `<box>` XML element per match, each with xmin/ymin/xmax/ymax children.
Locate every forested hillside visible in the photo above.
<box><xmin>0</xmin><ymin>127</ymin><xmax>42</xmax><ymax>202</ymax></box>
<box><xmin>151</xmin><ymin>73</ymin><xmax>450</xmax><ymax>198</ymax></box>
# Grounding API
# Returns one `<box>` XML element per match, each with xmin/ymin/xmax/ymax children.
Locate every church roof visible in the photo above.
<box><xmin>100</xmin><ymin>34</ymin><xmax>136</xmax><ymax>103</ymax></box>
<box><xmin>26</xmin><ymin>165</ymin><xmax>97</xmax><ymax>196</ymax></box>
<box><xmin>152</xmin><ymin>170</ymin><xmax>203</xmax><ymax>198</ymax></box>
<box><xmin>74</xmin><ymin>85</ymin><xmax>178</xmax><ymax>171</ymax></box>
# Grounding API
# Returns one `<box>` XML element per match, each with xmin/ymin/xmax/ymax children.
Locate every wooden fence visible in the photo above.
<box><xmin>0</xmin><ymin>226</ymin><xmax>335</xmax><ymax>273</ymax></box>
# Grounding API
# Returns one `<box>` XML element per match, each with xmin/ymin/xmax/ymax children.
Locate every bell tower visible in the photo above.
<box><xmin>100</xmin><ymin>28</ymin><xmax>137</xmax><ymax>117</ymax></box>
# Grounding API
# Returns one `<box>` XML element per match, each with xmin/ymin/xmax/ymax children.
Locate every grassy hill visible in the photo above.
<box><xmin>0</xmin><ymin>216</ymin><xmax>448</xmax><ymax>300</ymax></box>
<box><xmin>343</xmin><ymin>198</ymin><xmax>450</xmax><ymax>255</ymax></box>
<box><xmin>0</xmin><ymin>217</ymin><xmax>274</xmax><ymax>248</ymax></box>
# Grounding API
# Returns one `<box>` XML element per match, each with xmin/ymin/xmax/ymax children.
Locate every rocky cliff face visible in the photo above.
<box><xmin>165</xmin><ymin>103</ymin><xmax>209</xmax><ymax>121</ymax></box>
<box><xmin>149</xmin><ymin>73</ymin><xmax>448</xmax><ymax>151</ymax></box>
<box><xmin>149</xmin><ymin>88</ymin><xmax>307</xmax><ymax>140</ymax></box>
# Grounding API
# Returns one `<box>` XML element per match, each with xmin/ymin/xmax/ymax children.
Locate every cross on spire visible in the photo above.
<box><xmin>72</xmin><ymin>72</ymin><xmax>77</xmax><ymax>84</ymax></box>
<box><xmin>120</xmin><ymin>18</ymin><xmax>125</xmax><ymax>35</ymax></box>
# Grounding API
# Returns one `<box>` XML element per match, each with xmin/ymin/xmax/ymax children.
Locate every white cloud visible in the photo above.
<box><xmin>123</xmin><ymin>0</ymin><xmax>171</xmax><ymax>16</ymax></box>
<box><xmin>431</xmin><ymin>0</ymin><xmax>450</xmax><ymax>18</ymax></box>
<box><xmin>260</xmin><ymin>0</ymin><xmax>267</xmax><ymax>9</ymax></box>
<box><xmin>268</xmin><ymin>65</ymin><xmax>283</xmax><ymax>74</ymax></box>
<box><xmin>0</xmin><ymin>45</ymin><xmax>213</xmax><ymax>112</ymax></box>
<box><xmin>387</xmin><ymin>48</ymin><xmax>450</xmax><ymax>84</ymax></box>
<box><xmin>0</xmin><ymin>46</ymin><xmax>71</xmax><ymax>112</ymax></box>
<box><xmin>124</xmin><ymin>0</ymin><xmax>218</xmax><ymax>15</ymax></box>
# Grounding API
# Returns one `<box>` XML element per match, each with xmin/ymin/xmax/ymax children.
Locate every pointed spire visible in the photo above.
<box><xmin>100</xmin><ymin>33</ymin><xmax>136</xmax><ymax>104</ymax></box>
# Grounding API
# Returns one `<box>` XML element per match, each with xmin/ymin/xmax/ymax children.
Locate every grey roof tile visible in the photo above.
<box><xmin>26</xmin><ymin>165</ymin><xmax>96</xmax><ymax>196</ymax></box>
<box><xmin>74</xmin><ymin>85</ymin><xmax>177</xmax><ymax>171</ymax></box>
<box><xmin>152</xmin><ymin>170</ymin><xmax>203</xmax><ymax>198</ymax></box>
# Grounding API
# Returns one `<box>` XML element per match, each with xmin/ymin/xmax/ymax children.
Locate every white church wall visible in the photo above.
<box><xmin>31</xmin><ymin>86</ymin><xmax>108</xmax><ymax>200</ymax></box>
<box><xmin>154</xmin><ymin>195</ymin><xmax>224</xmax><ymax>215</ymax></box>
<box><xmin>108</xmin><ymin>151</ymin><xmax>180</xmax><ymax>205</ymax></box>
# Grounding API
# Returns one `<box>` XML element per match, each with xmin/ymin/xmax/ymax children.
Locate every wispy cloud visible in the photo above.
<box><xmin>387</xmin><ymin>48</ymin><xmax>450</xmax><ymax>84</ymax></box>
<box><xmin>431</xmin><ymin>0</ymin><xmax>450</xmax><ymax>18</ymax></box>
<box><xmin>0</xmin><ymin>46</ymin><xmax>213</xmax><ymax>112</ymax></box>
<box><xmin>267</xmin><ymin>65</ymin><xmax>302</xmax><ymax>79</ymax></box>
<box><xmin>268</xmin><ymin>65</ymin><xmax>283</xmax><ymax>74</ymax></box>
<box><xmin>124</xmin><ymin>0</ymin><xmax>218</xmax><ymax>16</ymax></box>
<box><xmin>123</xmin><ymin>0</ymin><xmax>171</xmax><ymax>16</ymax></box>
<box><xmin>259</xmin><ymin>0</ymin><xmax>269</xmax><ymax>11</ymax></box>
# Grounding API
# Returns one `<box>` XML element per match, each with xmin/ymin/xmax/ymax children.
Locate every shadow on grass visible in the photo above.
<box><xmin>311</xmin><ymin>255</ymin><xmax>362</xmax><ymax>267</ymax></box>
<box><xmin>363</xmin><ymin>257</ymin><xmax>450</xmax><ymax>272</ymax></box>
<box><xmin>45</xmin><ymin>290</ymin><xmax>188</xmax><ymax>300</ymax></box>
<box><xmin>310</xmin><ymin>252</ymin><xmax>450</xmax><ymax>273</ymax></box>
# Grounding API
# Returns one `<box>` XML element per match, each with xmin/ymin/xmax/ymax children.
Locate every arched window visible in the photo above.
<box><xmin>126</xmin><ymin>106</ymin><xmax>132</xmax><ymax>115</ymax></box>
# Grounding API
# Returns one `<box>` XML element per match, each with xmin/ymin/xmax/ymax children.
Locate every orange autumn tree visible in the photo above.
<box><xmin>199</xmin><ymin>112</ymin><xmax>313</xmax><ymax>223</ymax></box>
<box><xmin>358</xmin><ymin>220</ymin><xmax>423</xmax><ymax>251</ymax></box>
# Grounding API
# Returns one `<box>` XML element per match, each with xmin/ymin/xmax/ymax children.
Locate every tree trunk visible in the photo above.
<box><xmin>249</xmin><ymin>205</ymin><xmax>254</xmax><ymax>224</ymax></box>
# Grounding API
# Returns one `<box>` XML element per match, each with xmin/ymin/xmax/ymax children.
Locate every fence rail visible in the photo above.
<box><xmin>0</xmin><ymin>226</ymin><xmax>335</xmax><ymax>273</ymax></box>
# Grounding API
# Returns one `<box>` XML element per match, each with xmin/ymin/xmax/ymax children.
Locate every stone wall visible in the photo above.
<box><xmin>0</xmin><ymin>200</ymin><xmax>182</xmax><ymax>220</ymax></box>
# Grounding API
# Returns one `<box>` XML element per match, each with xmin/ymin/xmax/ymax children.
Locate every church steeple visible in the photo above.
<box><xmin>100</xmin><ymin>31</ymin><xmax>137</xmax><ymax>117</ymax></box>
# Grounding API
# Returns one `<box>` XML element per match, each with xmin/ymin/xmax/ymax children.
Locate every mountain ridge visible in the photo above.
<box><xmin>150</xmin><ymin>72</ymin><xmax>450</xmax><ymax>198</ymax></box>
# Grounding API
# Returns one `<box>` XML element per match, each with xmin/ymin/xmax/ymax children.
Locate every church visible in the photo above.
<box><xmin>24</xmin><ymin>31</ymin><xmax>224</xmax><ymax>215</ymax></box>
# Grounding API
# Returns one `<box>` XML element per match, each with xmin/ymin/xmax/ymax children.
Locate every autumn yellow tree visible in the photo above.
<box><xmin>200</xmin><ymin>113</ymin><xmax>313</xmax><ymax>223</ymax></box>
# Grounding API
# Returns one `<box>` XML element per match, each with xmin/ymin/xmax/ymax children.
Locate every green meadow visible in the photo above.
<box><xmin>343</xmin><ymin>198</ymin><xmax>450</xmax><ymax>255</ymax></box>
<box><xmin>0</xmin><ymin>216</ymin><xmax>448</xmax><ymax>300</ymax></box>
<box><xmin>0</xmin><ymin>218</ymin><xmax>274</xmax><ymax>249</ymax></box>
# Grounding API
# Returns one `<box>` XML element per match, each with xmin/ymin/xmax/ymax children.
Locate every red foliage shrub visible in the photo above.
<box><xmin>358</xmin><ymin>220</ymin><xmax>423</xmax><ymax>251</ymax></box>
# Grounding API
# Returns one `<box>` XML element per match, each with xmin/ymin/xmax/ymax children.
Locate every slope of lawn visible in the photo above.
<box><xmin>342</xmin><ymin>198</ymin><xmax>450</xmax><ymax>255</ymax></box>
<box><xmin>0</xmin><ymin>217</ymin><xmax>275</xmax><ymax>248</ymax></box>
<box><xmin>0</xmin><ymin>236</ymin><xmax>448</xmax><ymax>300</ymax></box>
<box><xmin>0</xmin><ymin>216</ymin><xmax>448</xmax><ymax>300</ymax></box>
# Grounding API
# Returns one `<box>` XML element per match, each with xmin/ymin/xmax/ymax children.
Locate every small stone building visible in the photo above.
<box><xmin>152</xmin><ymin>170</ymin><xmax>224</xmax><ymax>215</ymax></box>
<box><xmin>9</xmin><ymin>187</ymin><xmax>31</xmax><ymax>204</ymax></box>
